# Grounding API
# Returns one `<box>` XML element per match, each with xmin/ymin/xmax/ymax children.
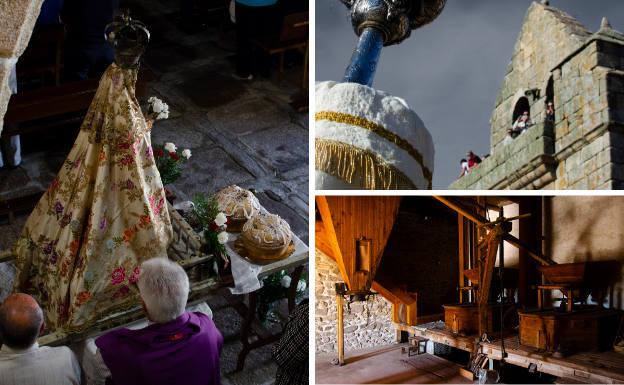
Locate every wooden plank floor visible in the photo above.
<box><xmin>400</xmin><ymin>321</ymin><xmax>624</xmax><ymax>384</ymax></box>
<box><xmin>315</xmin><ymin>344</ymin><xmax>471</xmax><ymax>384</ymax></box>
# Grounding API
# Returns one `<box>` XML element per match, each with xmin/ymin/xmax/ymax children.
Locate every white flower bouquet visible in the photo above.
<box><xmin>147</xmin><ymin>96</ymin><xmax>170</xmax><ymax>120</ymax></box>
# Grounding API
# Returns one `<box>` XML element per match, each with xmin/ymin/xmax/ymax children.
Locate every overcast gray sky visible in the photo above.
<box><xmin>316</xmin><ymin>0</ymin><xmax>624</xmax><ymax>188</ymax></box>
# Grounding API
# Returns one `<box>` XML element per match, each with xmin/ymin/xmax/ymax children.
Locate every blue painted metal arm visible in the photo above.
<box><xmin>342</xmin><ymin>27</ymin><xmax>384</xmax><ymax>87</ymax></box>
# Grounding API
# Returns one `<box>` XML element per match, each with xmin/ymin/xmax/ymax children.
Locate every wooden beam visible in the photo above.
<box><xmin>315</xmin><ymin>220</ymin><xmax>335</xmax><ymax>260</ymax></box>
<box><xmin>316</xmin><ymin>196</ymin><xmax>351</xmax><ymax>288</ymax></box>
<box><xmin>434</xmin><ymin>196</ymin><xmax>488</xmax><ymax>226</ymax></box>
<box><xmin>436</xmin><ymin>196</ymin><xmax>555</xmax><ymax>266</ymax></box>
<box><xmin>478</xmin><ymin>230</ymin><xmax>501</xmax><ymax>336</ymax></box>
<box><xmin>458</xmin><ymin>214</ymin><xmax>465</xmax><ymax>303</ymax></box>
<box><xmin>503</xmin><ymin>234</ymin><xmax>555</xmax><ymax>266</ymax></box>
<box><xmin>373</xmin><ymin>277</ymin><xmax>417</xmax><ymax>326</ymax></box>
<box><xmin>337</xmin><ymin>292</ymin><xmax>345</xmax><ymax>366</ymax></box>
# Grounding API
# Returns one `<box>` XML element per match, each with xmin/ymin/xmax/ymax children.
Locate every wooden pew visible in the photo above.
<box><xmin>252</xmin><ymin>11</ymin><xmax>309</xmax><ymax>87</ymax></box>
<box><xmin>17</xmin><ymin>24</ymin><xmax>65</xmax><ymax>86</ymax></box>
<box><xmin>3</xmin><ymin>79</ymin><xmax>99</xmax><ymax>135</ymax></box>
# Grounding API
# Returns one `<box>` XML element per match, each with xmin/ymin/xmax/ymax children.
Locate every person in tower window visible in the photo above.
<box><xmin>509</xmin><ymin>111</ymin><xmax>533</xmax><ymax>138</ymax></box>
<box><xmin>545</xmin><ymin>102</ymin><xmax>555</xmax><ymax>123</ymax></box>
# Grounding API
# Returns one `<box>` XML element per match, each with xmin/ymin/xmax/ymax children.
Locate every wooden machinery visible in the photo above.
<box><xmin>518</xmin><ymin>261</ymin><xmax>622</xmax><ymax>355</ymax></box>
<box><xmin>434</xmin><ymin>196</ymin><xmax>554</xmax><ymax>339</ymax></box>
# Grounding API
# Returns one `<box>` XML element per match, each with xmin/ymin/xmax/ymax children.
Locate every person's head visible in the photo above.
<box><xmin>547</xmin><ymin>102</ymin><xmax>553</xmax><ymax>108</ymax></box>
<box><xmin>460</xmin><ymin>158</ymin><xmax>467</xmax><ymax>164</ymax></box>
<box><xmin>0</xmin><ymin>293</ymin><xmax>45</xmax><ymax>350</ymax></box>
<box><xmin>138</xmin><ymin>258</ymin><xmax>189</xmax><ymax>323</ymax></box>
<box><xmin>467</xmin><ymin>151</ymin><xmax>474</xmax><ymax>158</ymax></box>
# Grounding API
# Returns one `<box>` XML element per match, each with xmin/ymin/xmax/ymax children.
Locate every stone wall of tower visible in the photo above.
<box><xmin>450</xmin><ymin>3</ymin><xmax>624</xmax><ymax>190</ymax></box>
<box><xmin>489</xmin><ymin>2</ymin><xmax>590</xmax><ymax>154</ymax></box>
<box><xmin>551</xmin><ymin>37</ymin><xmax>624</xmax><ymax>189</ymax></box>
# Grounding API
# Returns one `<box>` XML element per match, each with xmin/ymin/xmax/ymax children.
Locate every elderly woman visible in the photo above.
<box><xmin>87</xmin><ymin>258</ymin><xmax>223</xmax><ymax>385</ymax></box>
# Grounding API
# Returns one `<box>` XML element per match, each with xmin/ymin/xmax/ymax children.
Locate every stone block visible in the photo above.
<box><xmin>0</xmin><ymin>59</ymin><xmax>12</xmax><ymax>136</ymax></box>
<box><xmin>0</xmin><ymin>0</ymin><xmax>43</xmax><ymax>58</ymax></box>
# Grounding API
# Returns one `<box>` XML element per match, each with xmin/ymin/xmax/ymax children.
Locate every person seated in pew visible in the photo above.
<box><xmin>0</xmin><ymin>293</ymin><xmax>81</xmax><ymax>385</ymax></box>
<box><xmin>87</xmin><ymin>258</ymin><xmax>223</xmax><ymax>385</ymax></box>
<box><xmin>61</xmin><ymin>0</ymin><xmax>119</xmax><ymax>80</ymax></box>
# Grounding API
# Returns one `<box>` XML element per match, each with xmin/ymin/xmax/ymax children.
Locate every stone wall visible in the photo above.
<box><xmin>0</xmin><ymin>0</ymin><xmax>44</xmax><ymax>134</ymax></box>
<box><xmin>551</xmin><ymin>35</ymin><xmax>624</xmax><ymax>189</ymax></box>
<box><xmin>315</xmin><ymin>249</ymin><xmax>394</xmax><ymax>354</ymax></box>
<box><xmin>546</xmin><ymin>196</ymin><xmax>624</xmax><ymax>308</ymax></box>
<box><xmin>449</xmin><ymin>122</ymin><xmax>555</xmax><ymax>190</ymax></box>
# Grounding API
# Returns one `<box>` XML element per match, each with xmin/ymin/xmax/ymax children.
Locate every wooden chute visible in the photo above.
<box><xmin>316</xmin><ymin>195</ymin><xmax>402</xmax><ymax>294</ymax></box>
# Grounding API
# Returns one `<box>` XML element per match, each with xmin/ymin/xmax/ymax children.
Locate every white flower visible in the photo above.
<box><xmin>181</xmin><ymin>149</ymin><xmax>192</xmax><ymax>160</ymax></box>
<box><xmin>217</xmin><ymin>231</ymin><xmax>229</xmax><ymax>244</ymax></box>
<box><xmin>214</xmin><ymin>212</ymin><xmax>227</xmax><ymax>227</ymax></box>
<box><xmin>152</xmin><ymin>99</ymin><xmax>164</xmax><ymax>113</ymax></box>
<box><xmin>280</xmin><ymin>275</ymin><xmax>291</xmax><ymax>288</ymax></box>
<box><xmin>164</xmin><ymin>142</ymin><xmax>177</xmax><ymax>153</ymax></box>
<box><xmin>297</xmin><ymin>280</ymin><xmax>306</xmax><ymax>291</ymax></box>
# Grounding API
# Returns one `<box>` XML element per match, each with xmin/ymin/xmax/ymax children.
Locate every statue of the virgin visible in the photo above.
<box><xmin>13</xmin><ymin>13</ymin><xmax>173</xmax><ymax>332</ymax></box>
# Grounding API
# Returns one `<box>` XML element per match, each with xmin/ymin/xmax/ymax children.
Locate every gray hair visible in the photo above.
<box><xmin>138</xmin><ymin>258</ymin><xmax>189</xmax><ymax>323</ymax></box>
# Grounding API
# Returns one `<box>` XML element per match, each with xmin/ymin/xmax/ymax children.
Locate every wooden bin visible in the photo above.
<box><xmin>443</xmin><ymin>303</ymin><xmax>515</xmax><ymax>335</ymax></box>
<box><xmin>518</xmin><ymin>308</ymin><xmax>621</xmax><ymax>353</ymax></box>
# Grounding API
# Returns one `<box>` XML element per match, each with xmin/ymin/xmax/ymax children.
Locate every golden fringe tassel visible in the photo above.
<box><xmin>315</xmin><ymin>111</ymin><xmax>433</xmax><ymax>182</ymax></box>
<box><xmin>315</xmin><ymin>139</ymin><xmax>432</xmax><ymax>190</ymax></box>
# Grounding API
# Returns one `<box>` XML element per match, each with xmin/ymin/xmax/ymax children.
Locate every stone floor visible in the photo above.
<box><xmin>0</xmin><ymin>1</ymin><xmax>308</xmax><ymax>384</ymax></box>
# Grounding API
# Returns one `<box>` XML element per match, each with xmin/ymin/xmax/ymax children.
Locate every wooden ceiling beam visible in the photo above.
<box><xmin>316</xmin><ymin>196</ymin><xmax>351</xmax><ymax>288</ymax></box>
<box><xmin>434</xmin><ymin>196</ymin><xmax>488</xmax><ymax>225</ymax></box>
<box><xmin>316</xmin><ymin>220</ymin><xmax>336</xmax><ymax>261</ymax></box>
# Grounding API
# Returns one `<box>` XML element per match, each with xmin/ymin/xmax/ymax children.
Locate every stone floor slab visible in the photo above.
<box><xmin>239</xmin><ymin>124</ymin><xmax>309</xmax><ymax>174</ymax></box>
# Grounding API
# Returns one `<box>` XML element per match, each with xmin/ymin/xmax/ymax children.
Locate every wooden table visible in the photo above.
<box><xmin>223</xmin><ymin>234</ymin><xmax>309</xmax><ymax>371</ymax></box>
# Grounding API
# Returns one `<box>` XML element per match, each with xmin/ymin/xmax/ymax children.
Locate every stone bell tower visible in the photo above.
<box><xmin>450</xmin><ymin>1</ymin><xmax>624</xmax><ymax>190</ymax></box>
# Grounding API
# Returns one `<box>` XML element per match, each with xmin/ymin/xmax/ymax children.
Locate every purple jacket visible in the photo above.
<box><xmin>96</xmin><ymin>312</ymin><xmax>223</xmax><ymax>385</ymax></box>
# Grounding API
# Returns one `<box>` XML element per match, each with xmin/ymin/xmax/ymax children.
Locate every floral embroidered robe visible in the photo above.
<box><xmin>13</xmin><ymin>63</ymin><xmax>173</xmax><ymax>332</ymax></box>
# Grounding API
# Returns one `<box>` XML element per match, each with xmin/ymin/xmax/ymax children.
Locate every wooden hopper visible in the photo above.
<box><xmin>316</xmin><ymin>195</ymin><xmax>402</xmax><ymax>294</ymax></box>
<box><xmin>538</xmin><ymin>261</ymin><xmax>619</xmax><ymax>287</ymax></box>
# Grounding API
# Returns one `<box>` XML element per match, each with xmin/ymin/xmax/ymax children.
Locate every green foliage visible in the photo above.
<box><xmin>192</xmin><ymin>194</ymin><xmax>220</xmax><ymax>229</ymax></box>
<box><xmin>192</xmin><ymin>193</ymin><xmax>227</xmax><ymax>258</ymax></box>
<box><xmin>153</xmin><ymin>144</ymin><xmax>185</xmax><ymax>185</ymax></box>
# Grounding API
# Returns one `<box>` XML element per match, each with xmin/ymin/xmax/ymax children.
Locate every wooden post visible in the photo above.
<box><xmin>337</xmin><ymin>293</ymin><xmax>345</xmax><ymax>366</ymax></box>
<box><xmin>458</xmin><ymin>214</ymin><xmax>465</xmax><ymax>303</ymax></box>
